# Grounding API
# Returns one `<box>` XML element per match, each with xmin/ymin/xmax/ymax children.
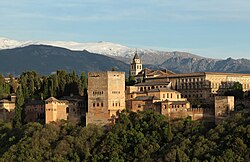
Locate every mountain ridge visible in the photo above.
<box><xmin>1</xmin><ymin>37</ymin><xmax>250</xmax><ymax>75</ymax></box>
<box><xmin>0</xmin><ymin>45</ymin><xmax>129</xmax><ymax>76</ymax></box>
<box><xmin>0</xmin><ymin>37</ymin><xmax>209</xmax><ymax>64</ymax></box>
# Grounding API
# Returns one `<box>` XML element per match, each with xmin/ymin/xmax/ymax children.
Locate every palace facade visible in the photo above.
<box><xmin>130</xmin><ymin>53</ymin><xmax>250</xmax><ymax>106</ymax></box>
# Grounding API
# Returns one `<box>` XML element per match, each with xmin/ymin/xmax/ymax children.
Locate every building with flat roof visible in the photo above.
<box><xmin>45</xmin><ymin>97</ymin><xmax>69</xmax><ymax>124</ymax></box>
<box><xmin>130</xmin><ymin>52</ymin><xmax>250</xmax><ymax>105</ymax></box>
<box><xmin>214</xmin><ymin>96</ymin><xmax>234</xmax><ymax>123</ymax></box>
<box><xmin>126</xmin><ymin>86</ymin><xmax>193</xmax><ymax>119</ymax></box>
<box><xmin>157</xmin><ymin>72</ymin><xmax>250</xmax><ymax>104</ymax></box>
<box><xmin>87</xmin><ymin>71</ymin><xmax>125</xmax><ymax>125</ymax></box>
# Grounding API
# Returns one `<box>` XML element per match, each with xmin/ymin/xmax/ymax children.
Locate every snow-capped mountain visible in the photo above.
<box><xmin>0</xmin><ymin>37</ymin><xmax>34</xmax><ymax>49</ymax></box>
<box><xmin>1</xmin><ymin>37</ymin><xmax>250</xmax><ymax>74</ymax></box>
<box><xmin>0</xmin><ymin>37</ymin><xmax>136</xmax><ymax>57</ymax></box>
<box><xmin>41</xmin><ymin>40</ymin><xmax>135</xmax><ymax>58</ymax></box>
<box><xmin>0</xmin><ymin>37</ymin><xmax>202</xmax><ymax>63</ymax></box>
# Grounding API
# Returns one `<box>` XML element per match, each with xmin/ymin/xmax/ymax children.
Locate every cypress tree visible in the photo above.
<box><xmin>167</xmin><ymin>123</ymin><xmax>173</xmax><ymax>142</ymax></box>
<box><xmin>13</xmin><ymin>85</ymin><xmax>24</xmax><ymax>128</ymax></box>
<box><xmin>81</xmin><ymin>72</ymin><xmax>87</xmax><ymax>89</ymax></box>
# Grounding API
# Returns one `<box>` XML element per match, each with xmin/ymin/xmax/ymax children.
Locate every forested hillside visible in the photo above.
<box><xmin>0</xmin><ymin>71</ymin><xmax>88</xmax><ymax>127</ymax></box>
<box><xmin>0</xmin><ymin>110</ymin><xmax>249</xmax><ymax>161</ymax></box>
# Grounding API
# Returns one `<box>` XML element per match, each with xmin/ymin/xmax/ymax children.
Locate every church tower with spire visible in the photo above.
<box><xmin>130</xmin><ymin>50</ymin><xmax>142</xmax><ymax>77</ymax></box>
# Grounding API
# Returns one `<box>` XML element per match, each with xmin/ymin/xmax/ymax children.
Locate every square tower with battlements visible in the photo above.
<box><xmin>214</xmin><ymin>96</ymin><xmax>234</xmax><ymax>123</ymax></box>
<box><xmin>87</xmin><ymin>71</ymin><xmax>125</xmax><ymax>125</ymax></box>
<box><xmin>45</xmin><ymin>97</ymin><xmax>69</xmax><ymax>124</ymax></box>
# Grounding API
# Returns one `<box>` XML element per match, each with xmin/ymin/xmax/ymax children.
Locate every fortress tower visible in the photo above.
<box><xmin>87</xmin><ymin>71</ymin><xmax>125</xmax><ymax>125</ymax></box>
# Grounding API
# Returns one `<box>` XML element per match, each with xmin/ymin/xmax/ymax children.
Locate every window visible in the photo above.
<box><xmin>101</xmin><ymin>103</ymin><xmax>103</xmax><ymax>107</ymax></box>
<box><xmin>93</xmin><ymin>103</ymin><xmax>95</xmax><ymax>107</ymax></box>
<box><xmin>112</xmin><ymin>91</ymin><xmax>120</xmax><ymax>94</ymax></box>
<box><xmin>138</xmin><ymin>104</ymin><xmax>141</xmax><ymax>108</ymax></box>
<box><xmin>97</xmin><ymin>103</ymin><xmax>99</xmax><ymax>107</ymax></box>
<box><xmin>163</xmin><ymin>94</ymin><xmax>165</xmax><ymax>98</ymax></box>
<box><xmin>66</xmin><ymin>107</ymin><xmax>69</xmax><ymax>113</ymax></box>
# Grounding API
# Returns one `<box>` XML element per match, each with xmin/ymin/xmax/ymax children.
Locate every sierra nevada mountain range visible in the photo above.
<box><xmin>0</xmin><ymin>37</ymin><xmax>250</xmax><ymax>75</ymax></box>
<box><xmin>0</xmin><ymin>37</ymin><xmax>202</xmax><ymax>64</ymax></box>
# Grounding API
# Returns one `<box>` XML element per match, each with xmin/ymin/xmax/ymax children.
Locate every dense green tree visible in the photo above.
<box><xmin>126</xmin><ymin>76</ymin><xmax>136</xmax><ymax>86</ymax></box>
<box><xmin>1</xmin><ymin>107</ymin><xmax>250</xmax><ymax>161</ymax></box>
<box><xmin>15</xmin><ymin>70</ymin><xmax>88</xmax><ymax>100</ymax></box>
<box><xmin>13</xmin><ymin>85</ymin><xmax>24</xmax><ymax>128</ymax></box>
<box><xmin>0</xmin><ymin>74</ymin><xmax>11</xmax><ymax>99</ymax></box>
<box><xmin>166</xmin><ymin>123</ymin><xmax>173</xmax><ymax>142</ymax></box>
<box><xmin>8</xmin><ymin>74</ymin><xmax>18</xmax><ymax>93</ymax></box>
<box><xmin>79</xmin><ymin>72</ymin><xmax>87</xmax><ymax>96</ymax></box>
<box><xmin>225</xmin><ymin>82</ymin><xmax>244</xmax><ymax>100</ymax></box>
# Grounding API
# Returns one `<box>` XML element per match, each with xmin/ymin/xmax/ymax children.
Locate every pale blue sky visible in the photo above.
<box><xmin>1</xmin><ymin>0</ymin><xmax>250</xmax><ymax>59</ymax></box>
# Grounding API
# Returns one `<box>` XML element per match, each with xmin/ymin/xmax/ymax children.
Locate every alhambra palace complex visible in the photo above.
<box><xmin>1</xmin><ymin>53</ymin><xmax>250</xmax><ymax>125</ymax></box>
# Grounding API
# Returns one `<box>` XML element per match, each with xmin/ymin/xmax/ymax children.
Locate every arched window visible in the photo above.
<box><xmin>66</xmin><ymin>107</ymin><xmax>69</xmax><ymax>113</ymax></box>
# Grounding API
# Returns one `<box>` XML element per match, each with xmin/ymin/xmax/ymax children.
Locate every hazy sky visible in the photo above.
<box><xmin>1</xmin><ymin>0</ymin><xmax>250</xmax><ymax>59</ymax></box>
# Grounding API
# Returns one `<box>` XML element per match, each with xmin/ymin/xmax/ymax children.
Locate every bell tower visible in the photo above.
<box><xmin>130</xmin><ymin>50</ymin><xmax>142</xmax><ymax>77</ymax></box>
